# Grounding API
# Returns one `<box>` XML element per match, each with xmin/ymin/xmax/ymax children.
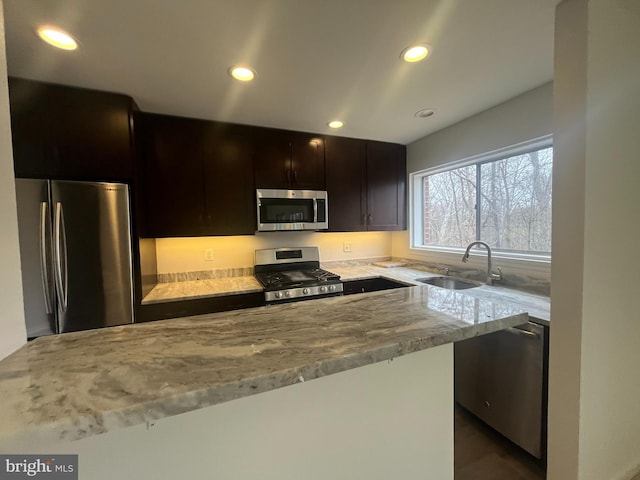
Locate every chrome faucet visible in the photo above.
<box><xmin>461</xmin><ymin>241</ymin><xmax>502</xmax><ymax>285</ymax></box>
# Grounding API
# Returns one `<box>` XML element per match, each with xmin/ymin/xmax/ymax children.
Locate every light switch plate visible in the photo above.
<box><xmin>343</xmin><ymin>242</ymin><xmax>352</xmax><ymax>253</ymax></box>
<box><xmin>204</xmin><ymin>248</ymin><xmax>214</xmax><ymax>261</ymax></box>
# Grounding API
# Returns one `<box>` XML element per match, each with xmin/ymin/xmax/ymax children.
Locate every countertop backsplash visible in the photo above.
<box><xmin>157</xmin><ymin>267</ymin><xmax>255</xmax><ymax>283</ymax></box>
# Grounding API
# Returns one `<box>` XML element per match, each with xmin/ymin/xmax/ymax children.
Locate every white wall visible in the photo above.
<box><xmin>0</xmin><ymin>0</ymin><xmax>27</xmax><ymax>360</ymax></box>
<box><xmin>3</xmin><ymin>345</ymin><xmax>454</xmax><ymax>480</ymax></box>
<box><xmin>548</xmin><ymin>1</ymin><xmax>640</xmax><ymax>479</ymax></box>
<box><xmin>156</xmin><ymin>231</ymin><xmax>391</xmax><ymax>273</ymax></box>
<box><xmin>391</xmin><ymin>82</ymin><xmax>553</xmax><ymax>281</ymax></box>
<box><xmin>405</xmin><ymin>82</ymin><xmax>553</xmax><ymax>175</ymax></box>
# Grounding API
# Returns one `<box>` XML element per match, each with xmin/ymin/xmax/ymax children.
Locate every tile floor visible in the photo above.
<box><xmin>455</xmin><ymin>404</ymin><xmax>546</xmax><ymax>480</ymax></box>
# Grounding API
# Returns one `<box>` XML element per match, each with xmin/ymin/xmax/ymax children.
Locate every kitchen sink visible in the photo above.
<box><xmin>415</xmin><ymin>276</ymin><xmax>480</xmax><ymax>290</ymax></box>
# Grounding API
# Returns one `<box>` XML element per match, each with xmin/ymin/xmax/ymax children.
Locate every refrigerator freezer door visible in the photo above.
<box><xmin>51</xmin><ymin>181</ymin><xmax>134</xmax><ymax>333</ymax></box>
<box><xmin>15</xmin><ymin>179</ymin><xmax>56</xmax><ymax>337</ymax></box>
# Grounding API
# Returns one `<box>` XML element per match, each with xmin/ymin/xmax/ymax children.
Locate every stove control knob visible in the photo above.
<box><xmin>275</xmin><ymin>292</ymin><xmax>282</xmax><ymax>299</ymax></box>
<box><xmin>284</xmin><ymin>290</ymin><xmax>291</xmax><ymax>297</ymax></box>
<box><xmin>320</xmin><ymin>286</ymin><xmax>327</xmax><ymax>293</ymax></box>
<box><xmin>302</xmin><ymin>288</ymin><xmax>310</xmax><ymax>295</ymax></box>
<box><xmin>328</xmin><ymin>285</ymin><xmax>336</xmax><ymax>292</ymax></box>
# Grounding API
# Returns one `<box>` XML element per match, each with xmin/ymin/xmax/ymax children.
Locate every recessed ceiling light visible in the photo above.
<box><xmin>327</xmin><ymin>120</ymin><xmax>344</xmax><ymax>129</ymax></box>
<box><xmin>415</xmin><ymin>108</ymin><xmax>436</xmax><ymax>118</ymax></box>
<box><xmin>229</xmin><ymin>66</ymin><xmax>256</xmax><ymax>82</ymax></box>
<box><xmin>401</xmin><ymin>44</ymin><xmax>431</xmax><ymax>63</ymax></box>
<box><xmin>37</xmin><ymin>26</ymin><xmax>78</xmax><ymax>50</ymax></box>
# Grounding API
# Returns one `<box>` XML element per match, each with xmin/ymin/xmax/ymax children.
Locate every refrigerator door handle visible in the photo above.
<box><xmin>54</xmin><ymin>201</ymin><xmax>68</xmax><ymax>313</ymax></box>
<box><xmin>39</xmin><ymin>202</ymin><xmax>54</xmax><ymax>314</ymax></box>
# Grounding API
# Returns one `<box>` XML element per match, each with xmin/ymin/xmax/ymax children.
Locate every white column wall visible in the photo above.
<box><xmin>0</xmin><ymin>0</ymin><xmax>27</xmax><ymax>360</ymax></box>
<box><xmin>579</xmin><ymin>0</ymin><xmax>640</xmax><ymax>478</ymax></box>
<box><xmin>546</xmin><ymin>1</ymin><xmax>588</xmax><ymax>477</ymax></box>
<box><xmin>548</xmin><ymin>1</ymin><xmax>640</xmax><ymax>479</ymax></box>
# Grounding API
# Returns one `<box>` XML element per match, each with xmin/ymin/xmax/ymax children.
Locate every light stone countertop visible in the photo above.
<box><xmin>0</xmin><ymin>284</ymin><xmax>528</xmax><ymax>445</ymax></box>
<box><xmin>142</xmin><ymin>276</ymin><xmax>263</xmax><ymax>304</ymax></box>
<box><xmin>327</xmin><ymin>264</ymin><xmax>551</xmax><ymax>326</ymax></box>
<box><xmin>142</xmin><ymin>263</ymin><xmax>550</xmax><ymax>325</ymax></box>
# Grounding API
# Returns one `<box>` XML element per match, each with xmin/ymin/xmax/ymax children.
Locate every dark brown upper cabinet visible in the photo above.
<box><xmin>365</xmin><ymin>141</ymin><xmax>406</xmax><ymax>231</ymax></box>
<box><xmin>254</xmin><ymin>128</ymin><xmax>325</xmax><ymax>190</ymax></box>
<box><xmin>138</xmin><ymin>113</ymin><xmax>256</xmax><ymax>237</ymax></box>
<box><xmin>137</xmin><ymin>113</ymin><xmax>207</xmax><ymax>237</ymax></box>
<box><xmin>325</xmin><ymin>137</ymin><xmax>406</xmax><ymax>232</ymax></box>
<box><xmin>8</xmin><ymin>77</ymin><xmax>134</xmax><ymax>181</ymax></box>
<box><xmin>325</xmin><ymin>136</ymin><xmax>367</xmax><ymax>231</ymax></box>
<box><xmin>7</xmin><ymin>78</ymin><xmax>49</xmax><ymax>177</ymax></box>
<box><xmin>203</xmin><ymin>122</ymin><xmax>256</xmax><ymax>235</ymax></box>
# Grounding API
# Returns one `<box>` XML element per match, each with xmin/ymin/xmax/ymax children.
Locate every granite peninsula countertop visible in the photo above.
<box><xmin>142</xmin><ymin>263</ymin><xmax>550</xmax><ymax>325</ymax></box>
<box><xmin>0</xmin><ymin>284</ymin><xmax>528</xmax><ymax>445</ymax></box>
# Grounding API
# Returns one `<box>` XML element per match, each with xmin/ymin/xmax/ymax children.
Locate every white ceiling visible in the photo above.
<box><xmin>3</xmin><ymin>0</ymin><xmax>559</xmax><ymax>145</ymax></box>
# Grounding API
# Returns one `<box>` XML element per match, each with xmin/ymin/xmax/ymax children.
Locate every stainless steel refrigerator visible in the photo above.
<box><xmin>15</xmin><ymin>179</ymin><xmax>134</xmax><ymax>338</ymax></box>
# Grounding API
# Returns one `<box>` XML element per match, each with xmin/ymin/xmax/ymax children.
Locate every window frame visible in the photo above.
<box><xmin>409</xmin><ymin>135</ymin><xmax>553</xmax><ymax>263</ymax></box>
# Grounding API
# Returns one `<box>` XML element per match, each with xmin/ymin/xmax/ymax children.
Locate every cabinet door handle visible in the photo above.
<box><xmin>367</xmin><ymin>214</ymin><xmax>373</xmax><ymax>224</ymax></box>
<box><xmin>293</xmin><ymin>170</ymin><xmax>298</xmax><ymax>183</ymax></box>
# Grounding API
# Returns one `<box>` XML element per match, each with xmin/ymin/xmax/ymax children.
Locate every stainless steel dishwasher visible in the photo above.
<box><xmin>454</xmin><ymin>321</ymin><xmax>548</xmax><ymax>459</ymax></box>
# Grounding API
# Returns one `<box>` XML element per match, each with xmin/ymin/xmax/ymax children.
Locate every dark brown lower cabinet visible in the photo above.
<box><xmin>138</xmin><ymin>293</ymin><xmax>265</xmax><ymax>323</ymax></box>
<box><xmin>139</xmin><ymin>279</ymin><xmax>410</xmax><ymax>323</ymax></box>
<box><xmin>342</xmin><ymin>278</ymin><xmax>409</xmax><ymax>295</ymax></box>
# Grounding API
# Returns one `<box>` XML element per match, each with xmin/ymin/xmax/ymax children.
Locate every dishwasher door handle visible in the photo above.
<box><xmin>506</xmin><ymin>326</ymin><xmax>540</xmax><ymax>339</ymax></box>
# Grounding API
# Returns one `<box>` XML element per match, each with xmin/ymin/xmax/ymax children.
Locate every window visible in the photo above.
<box><xmin>411</xmin><ymin>138</ymin><xmax>553</xmax><ymax>259</ymax></box>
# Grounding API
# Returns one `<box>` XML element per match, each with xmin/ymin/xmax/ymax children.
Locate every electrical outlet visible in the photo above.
<box><xmin>204</xmin><ymin>248</ymin><xmax>214</xmax><ymax>261</ymax></box>
<box><xmin>343</xmin><ymin>242</ymin><xmax>352</xmax><ymax>253</ymax></box>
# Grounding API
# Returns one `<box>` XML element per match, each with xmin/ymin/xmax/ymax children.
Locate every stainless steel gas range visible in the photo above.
<box><xmin>254</xmin><ymin>247</ymin><xmax>343</xmax><ymax>304</ymax></box>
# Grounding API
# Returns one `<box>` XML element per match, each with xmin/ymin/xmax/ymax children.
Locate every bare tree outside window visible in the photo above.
<box><xmin>421</xmin><ymin>146</ymin><xmax>553</xmax><ymax>255</ymax></box>
<box><xmin>480</xmin><ymin>147</ymin><xmax>552</xmax><ymax>253</ymax></box>
<box><xmin>423</xmin><ymin>165</ymin><xmax>476</xmax><ymax>246</ymax></box>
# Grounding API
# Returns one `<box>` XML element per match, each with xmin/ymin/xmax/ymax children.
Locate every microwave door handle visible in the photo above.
<box><xmin>313</xmin><ymin>198</ymin><xmax>318</xmax><ymax>223</ymax></box>
<box><xmin>256</xmin><ymin>198</ymin><xmax>262</xmax><ymax>230</ymax></box>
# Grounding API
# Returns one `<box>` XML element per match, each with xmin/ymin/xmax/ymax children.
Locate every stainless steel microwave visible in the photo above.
<box><xmin>256</xmin><ymin>189</ymin><xmax>328</xmax><ymax>231</ymax></box>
